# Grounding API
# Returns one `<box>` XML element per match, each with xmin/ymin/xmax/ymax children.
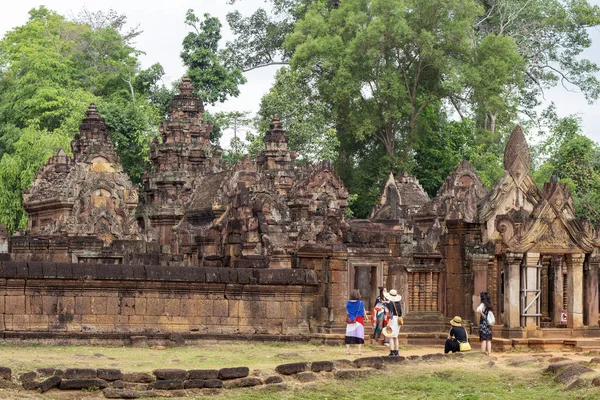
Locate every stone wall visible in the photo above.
<box><xmin>0</xmin><ymin>262</ymin><xmax>317</xmax><ymax>339</ymax></box>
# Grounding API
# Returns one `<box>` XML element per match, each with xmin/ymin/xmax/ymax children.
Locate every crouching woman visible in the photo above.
<box><xmin>444</xmin><ymin>316</ymin><xmax>469</xmax><ymax>353</ymax></box>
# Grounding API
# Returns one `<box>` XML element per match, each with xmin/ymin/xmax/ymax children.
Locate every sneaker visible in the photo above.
<box><xmin>384</xmin><ymin>342</ymin><xmax>389</xmax><ymax>346</ymax></box>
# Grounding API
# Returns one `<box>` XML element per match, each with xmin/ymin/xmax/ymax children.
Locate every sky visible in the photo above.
<box><xmin>1</xmin><ymin>0</ymin><xmax>600</xmax><ymax>148</ymax></box>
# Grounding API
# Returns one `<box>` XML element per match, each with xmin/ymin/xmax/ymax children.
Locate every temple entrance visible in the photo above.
<box><xmin>348</xmin><ymin>261</ymin><xmax>383</xmax><ymax>309</ymax></box>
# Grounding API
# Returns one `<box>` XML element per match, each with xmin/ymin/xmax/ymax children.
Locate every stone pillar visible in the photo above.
<box><xmin>541</xmin><ymin>255</ymin><xmax>551</xmax><ymax>322</ymax></box>
<box><xmin>566</xmin><ymin>253</ymin><xmax>584</xmax><ymax>329</ymax></box>
<box><xmin>584</xmin><ymin>256</ymin><xmax>599</xmax><ymax>327</ymax></box>
<box><xmin>552</xmin><ymin>255</ymin><xmax>564</xmax><ymax>327</ymax></box>
<box><xmin>524</xmin><ymin>252</ymin><xmax>540</xmax><ymax>330</ymax></box>
<box><xmin>504</xmin><ymin>252</ymin><xmax>523</xmax><ymax>328</ymax></box>
<box><xmin>472</xmin><ymin>254</ymin><xmax>489</xmax><ymax>320</ymax></box>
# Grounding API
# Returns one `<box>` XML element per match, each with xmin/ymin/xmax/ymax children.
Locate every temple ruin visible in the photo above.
<box><xmin>0</xmin><ymin>78</ymin><xmax>598</xmax><ymax>349</ymax></box>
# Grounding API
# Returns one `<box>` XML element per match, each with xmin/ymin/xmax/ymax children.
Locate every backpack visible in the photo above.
<box><xmin>486</xmin><ymin>310</ymin><xmax>495</xmax><ymax>325</ymax></box>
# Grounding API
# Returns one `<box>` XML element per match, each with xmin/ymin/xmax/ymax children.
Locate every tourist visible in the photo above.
<box><xmin>345</xmin><ymin>289</ymin><xmax>366</xmax><ymax>355</ymax></box>
<box><xmin>477</xmin><ymin>291</ymin><xmax>493</xmax><ymax>356</ymax></box>
<box><xmin>444</xmin><ymin>316</ymin><xmax>468</xmax><ymax>353</ymax></box>
<box><xmin>371</xmin><ymin>296</ymin><xmax>388</xmax><ymax>342</ymax></box>
<box><xmin>383</xmin><ymin>288</ymin><xmax>402</xmax><ymax>356</ymax></box>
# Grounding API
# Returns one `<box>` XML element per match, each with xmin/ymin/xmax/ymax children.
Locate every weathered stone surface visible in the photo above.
<box><xmin>0</xmin><ymin>380</ymin><xmax>18</xmax><ymax>389</ymax></box>
<box><xmin>204</xmin><ymin>379</ymin><xmax>223</xmax><ymax>388</ymax></box>
<box><xmin>148</xmin><ymin>379</ymin><xmax>184</xmax><ymax>390</ymax></box>
<box><xmin>592</xmin><ymin>376</ymin><xmax>600</xmax><ymax>386</ymax></box>
<box><xmin>507</xmin><ymin>356</ymin><xmax>538</xmax><ymax>366</ymax></box>
<box><xmin>311</xmin><ymin>361</ymin><xmax>335</xmax><ymax>372</ymax></box>
<box><xmin>334</xmin><ymin>369</ymin><xmax>373</xmax><ymax>379</ymax></box>
<box><xmin>275</xmin><ymin>362</ymin><xmax>309</xmax><ymax>375</ymax></box>
<box><xmin>130</xmin><ymin>336</ymin><xmax>148</xmax><ymax>348</ymax></box>
<box><xmin>218</xmin><ymin>367</ymin><xmax>249</xmax><ymax>380</ymax></box>
<box><xmin>353</xmin><ymin>357</ymin><xmax>384</xmax><ymax>369</ymax></box>
<box><xmin>264</xmin><ymin>375</ymin><xmax>284</xmax><ymax>384</ymax></box>
<box><xmin>37</xmin><ymin>368</ymin><xmax>61</xmax><ymax>377</ymax></box>
<box><xmin>546</xmin><ymin>361</ymin><xmax>582</xmax><ymax>374</ymax></box>
<box><xmin>22</xmin><ymin>380</ymin><xmax>41</xmax><ymax>390</ymax></box>
<box><xmin>122</xmin><ymin>372</ymin><xmax>154</xmax><ymax>383</ymax></box>
<box><xmin>0</xmin><ymin>367</ymin><xmax>11</xmax><ymax>381</ymax></box>
<box><xmin>183</xmin><ymin>379</ymin><xmax>205</xmax><ymax>389</ymax></box>
<box><xmin>422</xmin><ymin>353</ymin><xmax>444</xmax><ymax>361</ymax></box>
<box><xmin>382</xmin><ymin>356</ymin><xmax>406</xmax><ymax>364</ymax></box>
<box><xmin>39</xmin><ymin>376</ymin><xmax>61</xmax><ymax>393</ymax></box>
<box><xmin>188</xmin><ymin>370</ymin><xmax>219</xmax><ymax>380</ymax></box>
<box><xmin>97</xmin><ymin>369</ymin><xmax>122</xmax><ymax>381</ymax></box>
<box><xmin>103</xmin><ymin>388</ymin><xmax>140</xmax><ymax>399</ymax></box>
<box><xmin>153</xmin><ymin>369</ymin><xmax>187</xmax><ymax>381</ymax></box>
<box><xmin>223</xmin><ymin>377</ymin><xmax>262</xmax><ymax>388</ymax></box>
<box><xmin>548</xmin><ymin>357</ymin><xmax>571</xmax><ymax>363</ymax></box>
<box><xmin>294</xmin><ymin>372</ymin><xmax>317</xmax><ymax>382</ymax></box>
<box><xmin>407</xmin><ymin>355</ymin><xmax>422</xmax><ymax>361</ymax></box>
<box><xmin>20</xmin><ymin>371</ymin><xmax>37</xmax><ymax>381</ymax></box>
<box><xmin>65</xmin><ymin>368</ymin><xmax>97</xmax><ymax>379</ymax></box>
<box><xmin>59</xmin><ymin>378</ymin><xmax>108</xmax><ymax>390</ymax></box>
<box><xmin>333</xmin><ymin>360</ymin><xmax>355</xmax><ymax>369</ymax></box>
<box><xmin>554</xmin><ymin>364</ymin><xmax>594</xmax><ymax>385</ymax></box>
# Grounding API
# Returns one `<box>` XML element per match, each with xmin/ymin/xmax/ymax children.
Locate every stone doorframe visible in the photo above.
<box><xmin>347</xmin><ymin>259</ymin><xmax>384</xmax><ymax>310</ymax></box>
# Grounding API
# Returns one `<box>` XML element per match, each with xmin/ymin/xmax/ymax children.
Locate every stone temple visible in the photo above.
<box><xmin>1</xmin><ymin>78</ymin><xmax>599</xmax><ymax>350</ymax></box>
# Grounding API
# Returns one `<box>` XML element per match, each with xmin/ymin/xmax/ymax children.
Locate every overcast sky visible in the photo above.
<box><xmin>1</xmin><ymin>0</ymin><xmax>599</xmax><ymax>148</ymax></box>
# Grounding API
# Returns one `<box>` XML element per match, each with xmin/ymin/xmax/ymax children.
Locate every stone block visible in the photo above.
<box><xmin>130</xmin><ymin>336</ymin><xmax>148</xmax><ymax>348</ymax></box>
<box><xmin>294</xmin><ymin>372</ymin><xmax>317</xmax><ymax>382</ymax></box>
<box><xmin>22</xmin><ymin>380</ymin><xmax>40</xmax><ymax>390</ymax></box>
<box><xmin>0</xmin><ymin>367</ymin><xmax>12</xmax><ymax>380</ymax></box>
<box><xmin>184</xmin><ymin>379</ymin><xmax>205</xmax><ymax>389</ymax></box>
<box><xmin>223</xmin><ymin>377</ymin><xmax>262</xmax><ymax>388</ymax></box>
<box><xmin>59</xmin><ymin>378</ymin><xmax>107</xmax><ymax>390</ymax></box>
<box><xmin>188</xmin><ymin>369</ymin><xmax>219</xmax><ymax>380</ymax></box>
<box><xmin>334</xmin><ymin>369</ymin><xmax>373</xmax><ymax>379</ymax></box>
<box><xmin>311</xmin><ymin>361</ymin><xmax>335</xmax><ymax>372</ymax></box>
<box><xmin>554</xmin><ymin>364</ymin><xmax>594</xmax><ymax>385</ymax></box>
<box><xmin>104</xmin><ymin>388</ymin><xmax>139</xmax><ymax>399</ymax></box>
<box><xmin>149</xmin><ymin>379</ymin><xmax>184</xmax><ymax>390</ymax></box>
<box><xmin>27</xmin><ymin>262</ymin><xmax>44</xmax><ymax>278</ymax></box>
<box><xmin>55</xmin><ymin>263</ymin><xmax>73</xmax><ymax>279</ymax></box>
<box><xmin>20</xmin><ymin>371</ymin><xmax>37</xmax><ymax>381</ymax></box>
<box><xmin>353</xmin><ymin>357</ymin><xmax>384</xmax><ymax>369</ymax></box>
<box><xmin>64</xmin><ymin>368</ymin><xmax>97</xmax><ymax>379</ymax></box>
<box><xmin>219</xmin><ymin>367</ymin><xmax>249</xmax><ymax>380</ymax></box>
<box><xmin>264</xmin><ymin>375</ymin><xmax>284</xmax><ymax>384</ymax></box>
<box><xmin>204</xmin><ymin>379</ymin><xmax>223</xmax><ymax>388</ymax></box>
<box><xmin>153</xmin><ymin>369</ymin><xmax>187</xmax><ymax>381</ymax></box>
<box><xmin>275</xmin><ymin>362</ymin><xmax>308</xmax><ymax>375</ymax></box>
<box><xmin>97</xmin><ymin>369</ymin><xmax>122</xmax><ymax>381</ymax></box>
<box><xmin>122</xmin><ymin>372</ymin><xmax>154</xmax><ymax>383</ymax></box>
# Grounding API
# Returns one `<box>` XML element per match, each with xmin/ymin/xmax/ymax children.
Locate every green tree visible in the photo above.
<box><xmin>181</xmin><ymin>10</ymin><xmax>247</xmax><ymax>104</ymax></box>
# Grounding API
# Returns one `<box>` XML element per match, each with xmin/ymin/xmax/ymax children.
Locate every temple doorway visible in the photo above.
<box><xmin>348</xmin><ymin>261</ymin><xmax>383</xmax><ymax>309</ymax></box>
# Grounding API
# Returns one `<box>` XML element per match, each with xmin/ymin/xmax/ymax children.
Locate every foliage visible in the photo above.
<box><xmin>0</xmin><ymin>7</ymin><xmax>162</xmax><ymax>231</ymax></box>
<box><xmin>181</xmin><ymin>10</ymin><xmax>247</xmax><ymax>104</ymax></box>
<box><xmin>258</xmin><ymin>67</ymin><xmax>339</xmax><ymax>162</ymax></box>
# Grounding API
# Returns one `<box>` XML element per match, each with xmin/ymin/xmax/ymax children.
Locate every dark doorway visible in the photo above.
<box><xmin>354</xmin><ymin>265</ymin><xmax>379</xmax><ymax>309</ymax></box>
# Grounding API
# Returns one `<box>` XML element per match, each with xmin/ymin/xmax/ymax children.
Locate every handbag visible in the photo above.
<box><xmin>459</xmin><ymin>330</ymin><xmax>471</xmax><ymax>351</ymax></box>
<box><xmin>392</xmin><ymin>302</ymin><xmax>403</xmax><ymax>325</ymax></box>
<box><xmin>486</xmin><ymin>310</ymin><xmax>496</xmax><ymax>325</ymax></box>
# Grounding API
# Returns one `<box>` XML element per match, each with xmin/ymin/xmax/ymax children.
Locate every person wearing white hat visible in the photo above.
<box><xmin>382</xmin><ymin>288</ymin><xmax>402</xmax><ymax>356</ymax></box>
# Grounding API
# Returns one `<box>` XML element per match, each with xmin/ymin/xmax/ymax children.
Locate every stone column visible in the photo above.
<box><xmin>566</xmin><ymin>253</ymin><xmax>584</xmax><ymax>329</ymax></box>
<box><xmin>552</xmin><ymin>255</ymin><xmax>564</xmax><ymax>327</ymax></box>
<box><xmin>541</xmin><ymin>255</ymin><xmax>551</xmax><ymax>322</ymax></box>
<box><xmin>472</xmin><ymin>254</ymin><xmax>489</xmax><ymax>320</ymax></box>
<box><xmin>584</xmin><ymin>256</ymin><xmax>599</xmax><ymax>327</ymax></box>
<box><xmin>504</xmin><ymin>252</ymin><xmax>523</xmax><ymax>328</ymax></box>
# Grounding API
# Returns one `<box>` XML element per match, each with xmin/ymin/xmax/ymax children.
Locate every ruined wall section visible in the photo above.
<box><xmin>0</xmin><ymin>261</ymin><xmax>317</xmax><ymax>337</ymax></box>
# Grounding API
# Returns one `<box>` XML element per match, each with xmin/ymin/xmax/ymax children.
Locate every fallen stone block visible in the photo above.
<box><xmin>39</xmin><ymin>376</ymin><xmax>61</xmax><ymax>393</ymax></box>
<box><xmin>65</xmin><ymin>368</ymin><xmax>97</xmax><ymax>379</ymax></box>
<box><xmin>353</xmin><ymin>357</ymin><xmax>384</xmax><ymax>369</ymax></box>
<box><xmin>382</xmin><ymin>356</ymin><xmax>406</xmax><ymax>364</ymax></box>
<box><xmin>103</xmin><ymin>388</ymin><xmax>139</xmax><ymax>399</ymax></box>
<box><xmin>219</xmin><ymin>367</ymin><xmax>249</xmax><ymax>380</ymax></box>
<box><xmin>407</xmin><ymin>355</ymin><xmax>421</xmax><ymax>361</ymax></box>
<box><xmin>333</xmin><ymin>360</ymin><xmax>354</xmax><ymax>369</ymax></box>
<box><xmin>149</xmin><ymin>379</ymin><xmax>184</xmax><ymax>390</ymax></box>
<box><xmin>422</xmin><ymin>353</ymin><xmax>444</xmax><ymax>361</ymax></box>
<box><xmin>223</xmin><ymin>377</ymin><xmax>262</xmax><ymax>388</ymax></box>
<box><xmin>122</xmin><ymin>372</ymin><xmax>154</xmax><ymax>383</ymax></box>
<box><xmin>0</xmin><ymin>367</ymin><xmax>11</xmax><ymax>381</ymax></box>
<box><xmin>334</xmin><ymin>369</ymin><xmax>373</xmax><ymax>379</ymax></box>
<box><xmin>188</xmin><ymin>369</ymin><xmax>219</xmax><ymax>380</ymax></box>
<box><xmin>22</xmin><ymin>380</ymin><xmax>41</xmax><ymax>390</ymax></box>
<box><xmin>546</xmin><ymin>361</ymin><xmax>582</xmax><ymax>374</ymax></box>
<box><xmin>566</xmin><ymin>378</ymin><xmax>588</xmax><ymax>390</ymax></box>
<box><xmin>20</xmin><ymin>371</ymin><xmax>37</xmax><ymax>382</ymax></box>
<box><xmin>264</xmin><ymin>375</ymin><xmax>283</xmax><ymax>384</ymax></box>
<box><xmin>98</xmin><ymin>369</ymin><xmax>122</xmax><ymax>381</ymax></box>
<box><xmin>554</xmin><ymin>364</ymin><xmax>594</xmax><ymax>385</ymax></box>
<box><xmin>204</xmin><ymin>379</ymin><xmax>223</xmax><ymax>388</ymax></box>
<box><xmin>153</xmin><ymin>369</ymin><xmax>187</xmax><ymax>381</ymax></box>
<box><xmin>275</xmin><ymin>362</ymin><xmax>309</xmax><ymax>375</ymax></box>
<box><xmin>59</xmin><ymin>378</ymin><xmax>108</xmax><ymax>390</ymax></box>
<box><xmin>0</xmin><ymin>380</ymin><xmax>18</xmax><ymax>389</ymax></box>
<box><xmin>183</xmin><ymin>379</ymin><xmax>205</xmax><ymax>389</ymax></box>
<box><xmin>294</xmin><ymin>372</ymin><xmax>317</xmax><ymax>382</ymax></box>
<box><xmin>311</xmin><ymin>361</ymin><xmax>335</xmax><ymax>372</ymax></box>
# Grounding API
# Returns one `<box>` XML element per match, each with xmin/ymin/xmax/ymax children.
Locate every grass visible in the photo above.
<box><xmin>0</xmin><ymin>342</ymin><xmax>598</xmax><ymax>399</ymax></box>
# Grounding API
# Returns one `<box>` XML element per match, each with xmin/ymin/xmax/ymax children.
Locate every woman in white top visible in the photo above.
<box><xmin>476</xmin><ymin>291</ymin><xmax>493</xmax><ymax>356</ymax></box>
<box><xmin>382</xmin><ymin>288</ymin><xmax>402</xmax><ymax>356</ymax></box>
